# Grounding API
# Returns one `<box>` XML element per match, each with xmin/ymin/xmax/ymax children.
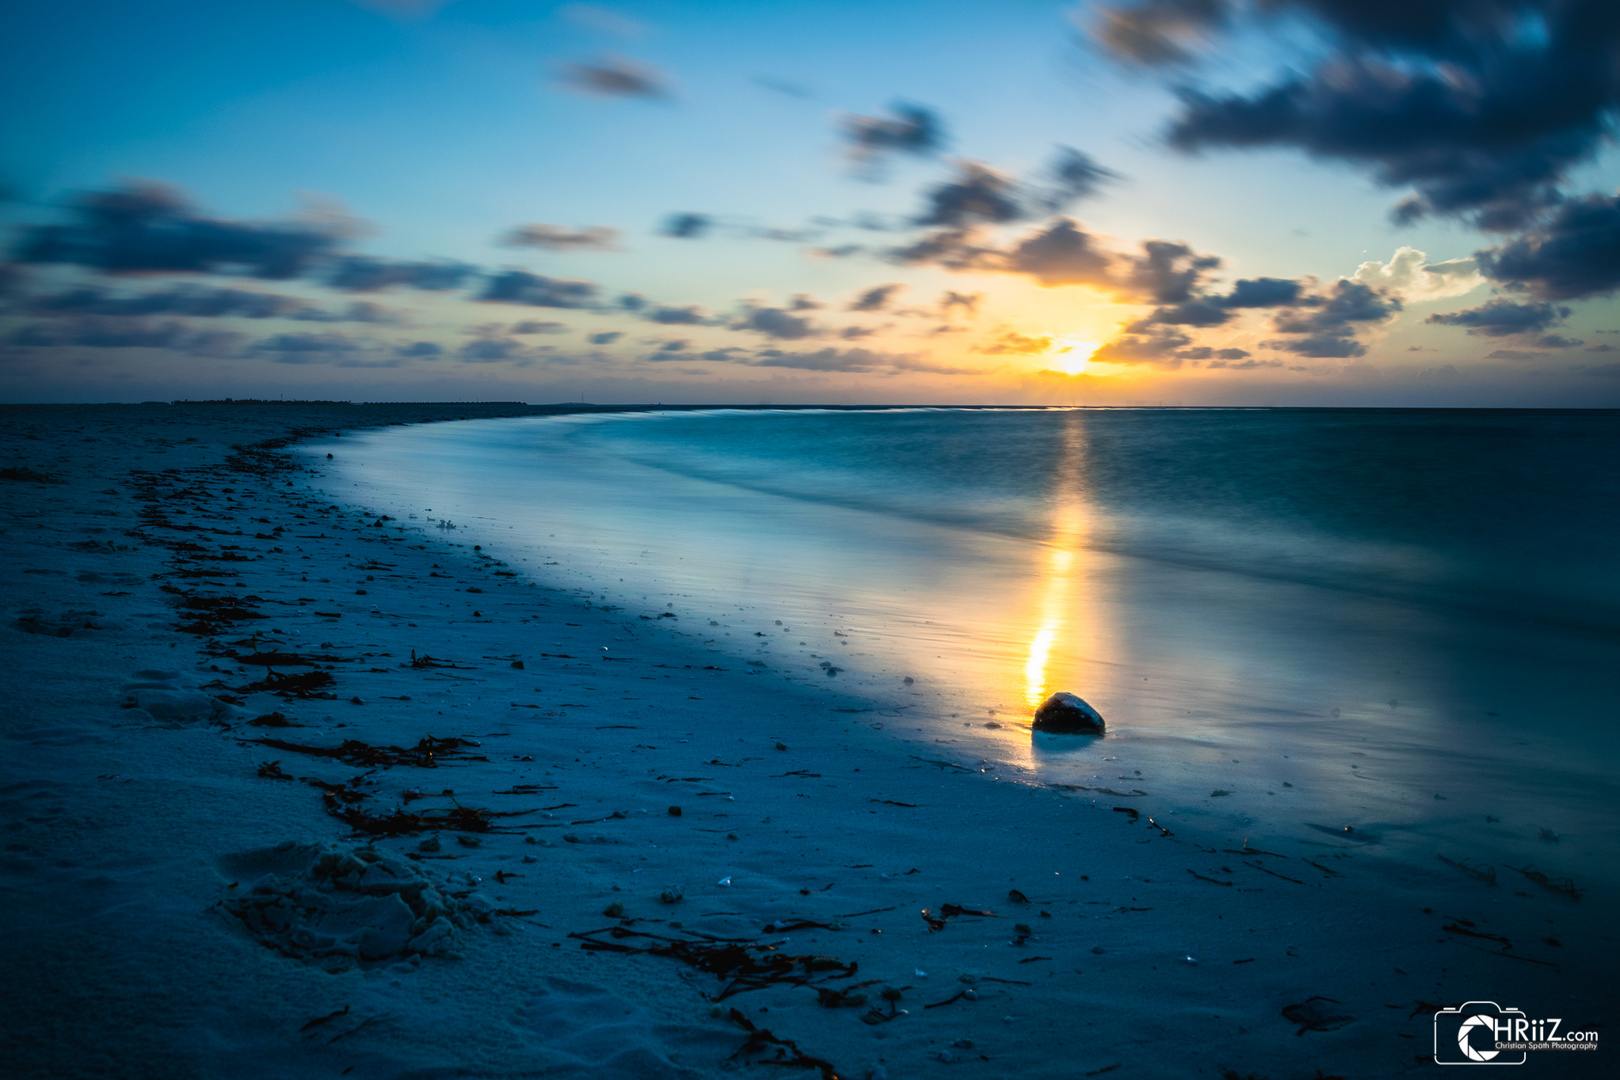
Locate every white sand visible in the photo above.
<box><xmin>1</xmin><ymin>402</ymin><xmax>1609</xmax><ymax>1079</ymax></box>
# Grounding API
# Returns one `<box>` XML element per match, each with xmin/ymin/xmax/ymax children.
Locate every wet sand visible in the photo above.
<box><xmin>0</xmin><ymin>401</ymin><xmax>1609</xmax><ymax>1079</ymax></box>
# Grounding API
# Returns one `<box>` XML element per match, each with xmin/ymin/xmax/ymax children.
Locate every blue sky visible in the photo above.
<box><xmin>3</xmin><ymin>0</ymin><xmax>1618</xmax><ymax>404</ymax></box>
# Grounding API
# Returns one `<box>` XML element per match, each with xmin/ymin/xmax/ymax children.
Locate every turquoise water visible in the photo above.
<box><xmin>316</xmin><ymin>407</ymin><xmax>1620</xmax><ymax>888</ymax></box>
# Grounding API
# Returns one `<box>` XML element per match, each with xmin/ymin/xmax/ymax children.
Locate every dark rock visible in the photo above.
<box><xmin>1032</xmin><ymin>692</ymin><xmax>1105</xmax><ymax>735</ymax></box>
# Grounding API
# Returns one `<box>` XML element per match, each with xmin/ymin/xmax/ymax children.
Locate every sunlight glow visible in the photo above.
<box><xmin>1051</xmin><ymin>338</ymin><xmax>1099</xmax><ymax>375</ymax></box>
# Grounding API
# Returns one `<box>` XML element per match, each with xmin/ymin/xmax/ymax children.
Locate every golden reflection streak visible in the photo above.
<box><xmin>1023</xmin><ymin>414</ymin><xmax>1091</xmax><ymax>709</ymax></box>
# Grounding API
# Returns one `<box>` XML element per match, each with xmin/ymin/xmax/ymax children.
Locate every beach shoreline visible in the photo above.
<box><xmin>1</xmin><ymin>402</ymin><xmax>1609</xmax><ymax>1079</ymax></box>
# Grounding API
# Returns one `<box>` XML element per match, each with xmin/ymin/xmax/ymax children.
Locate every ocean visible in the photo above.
<box><xmin>315</xmin><ymin>407</ymin><xmax>1620</xmax><ymax>890</ymax></box>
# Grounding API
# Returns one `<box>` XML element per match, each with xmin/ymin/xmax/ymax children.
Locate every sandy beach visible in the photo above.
<box><xmin>1</xmin><ymin>402</ymin><xmax>1609</xmax><ymax>1080</ymax></box>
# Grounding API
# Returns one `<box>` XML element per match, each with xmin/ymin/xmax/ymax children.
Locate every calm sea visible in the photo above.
<box><xmin>318</xmin><ymin>408</ymin><xmax>1620</xmax><ymax>887</ymax></box>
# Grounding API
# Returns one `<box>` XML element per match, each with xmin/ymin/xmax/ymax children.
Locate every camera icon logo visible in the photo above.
<box><xmin>1434</xmin><ymin>1002</ymin><xmax>1528</xmax><ymax>1065</ymax></box>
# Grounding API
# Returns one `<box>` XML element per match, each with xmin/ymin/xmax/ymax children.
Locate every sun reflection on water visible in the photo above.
<box><xmin>1022</xmin><ymin>414</ymin><xmax>1092</xmax><ymax>709</ymax></box>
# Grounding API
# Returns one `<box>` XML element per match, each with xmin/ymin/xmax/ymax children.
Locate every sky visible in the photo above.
<box><xmin>2</xmin><ymin>0</ymin><xmax>1618</xmax><ymax>406</ymax></box>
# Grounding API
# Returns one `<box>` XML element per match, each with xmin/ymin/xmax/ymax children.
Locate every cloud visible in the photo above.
<box><xmin>558</xmin><ymin>4</ymin><xmax>647</xmax><ymax>38</ymax></box>
<box><xmin>1139</xmin><ymin>1</ymin><xmax>1620</xmax><ymax>229</ymax></box>
<box><xmin>556</xmin><ymin>55</ymin><xmax>672</xmax><ymax>100</ymax></box>
<box><xmin>255</xmin><ymin>331</ymin><xmax>362</xmax><ymax>362</ymax></box>
<box><xmin>13</xmin><ymin>180</ymin><xmax>348</xmax><ymax>279</ymax></box>
<box><xmin>1534</xmin><ymin>333</ymin><xmax>1584</xmax><ymax>348</ymax></box>
<box><xmin>326</xmin><ymin>256</ymin><xmax>474</xmax><ymax>292</ymax></box>
<box><xmin>1037</xmin><ymin>147</ymin><xmax>1120</xmax><ymax>211</ymax></box>
<box><xmin>1091</xmin><ymin>327</ymin><xmax>1192</xmax><ymax>367</ymax></box>
<box><xmin>916</xmin><ymin>162</ymin><xmax>1024</xmax><ymax>228</ymax></box>
<box><xmin>501</xmin><ymin>224</ymin><xmax>622</xmax><ymax>251</ymax></box>
<box><xmin>1217</xmin><ymin>277</ymin><xmax>1302</xmax><ymax>308</ymax></box>
<box><xmin>848</xmin><ymin>283</ymin><xmax>905</xmax><ymax>311</ymax></box>
<box><xmin>396</xmin><ymin>341</ymin><xmax>443</xmax><ymax>358</ymax></box>
<box><xmin>644</xmin><ymin>304</ymin><xmax>709</xmax><ymax>325</ymax></box>
<box><xmin>973</xmin><ymin>331</ymin><xmax>1054</xmax><ymax>355</ymax></box>
<box><xmin>1476</xmin><ymin>192</ymin><xmax>1620</xmax><ymax>299</ymax></box>
<box><xmin>27</xmin><ymin>284</ymin><xmax>305</xmax><ymax>319</ymax></box>
<box><xmin>1177</xmin><ymin>345</ymin><xmax>1250</xmax><ymax>360</ymax></box>
<box><xmin>1087</xmin><ymin>0</ymin><xmax>1227</xmax><ymax>66</ymax></box>
<box><xmin>1267</xmin><ymin>334</ymin><xmax>1366</xmax><ymax>358</ymax></box>
<box><xmin>661</xmin><ymin>213</ymin><xmax>711</xmax><ymax>239</ymax></box>
<box><xmin>842</xmin><ymin>104</ymin><xmax>946</xmax><ymax>168</ymax></box>
<box><xmin>1272</xmin><ymin>280</ymin><xmax>1400</xmax><ymax>335</ymax></box>
<box><xmin>478</xmin><ymin>270</ymin><xmax>599</xmax><ymax>308</ymax></box>
<box><xmin>1485</xmin><ymin>348</ymin><xmax>1545</xmax><ymax>361</ymax></box>
<box><xmin>512</xmin><ymin>320</ymin><xmax>566</xmax><ymax>334</ymax></box>
<box><xmin>1003</xmin><ymin>218</ymin><xmax>1114</xmax><ymax>287</ymax></box>
<box><xmin>751</xmin><ymin>347</ymin><xmax>920</xmax><ymax>372</ymax></box>
<box><xmin>940</xmin><ymin>290</ymin><xmax>980</xmax><ymax>315</ymax></box>
<box><xmin>589</xmin><ymin>330</ymin><xmax>622</xmax><ymax>344</ymax></box>
<box><xmin>733</xmin><ymin>306</ymin><xmax>817</xmax><ymax>339</ymax></box>
<box><xmin>1352</xmin><ymin>246</ymin><xmax>1483</xmax><ymax>301</ymax></box>
<box><xmin>457</xmin><ymin>337</ymin><xmax>528</xmax><ymax>363</ymax></box>
<box><xmin>1427</xmin><ymin>298</ymin><xmax>1570</xmax><ymax>336</ymax></box>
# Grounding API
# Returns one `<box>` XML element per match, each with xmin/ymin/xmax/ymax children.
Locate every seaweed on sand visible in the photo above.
<box><xmin>568</xmin><ymin>925</ymin><xmax>860</xmax><ymax>1002</ymax></box>
<box><xmin>244</xmin><ymin>734</ymin><xmax>486</xmax><ymax>768</ymax></box>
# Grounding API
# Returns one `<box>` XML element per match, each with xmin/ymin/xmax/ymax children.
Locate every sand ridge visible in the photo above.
<box><xmin>0</xmin><ymin>402</ymin><xmax>1609</xmax><ymax>1079</ymax></box>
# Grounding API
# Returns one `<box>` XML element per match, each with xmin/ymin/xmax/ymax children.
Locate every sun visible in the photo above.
<box><xmin>1050</xmin><ymin>338</ymin><xmax>1099</xmax><ymax>375</ymax></box>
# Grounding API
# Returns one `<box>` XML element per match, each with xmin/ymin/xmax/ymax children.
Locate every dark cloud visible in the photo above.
<box><xmin>916</xmin><ymin>162</ymin><xmax>1025</xmax><ymax>228</ymax></box>
<box><xmin>940</xmin><ymin>290</ymin><xmax>980</xmax><ymax>315</ymax></box>
<box><xmin>1129</xmin><ymin>1</ymin><xmax>1620</xmax><ymax>229</ymax></box>
<box><xmin>1003</xmin><ymin>219</ymin><xmax>1113</xmax><ymax>288</ymax></box>
<box><xmin>1130</xmin><ymin>299</ymin><xmax>1229</xmax><ymax>328</ymax></box>
<box><xmin>27</xmin><ymin>284</ymin><xmax>303</xmax><ymax>319</ymax></box>
<box><xmin>396</xmin><ymin>341</ymin><xmax>443</xmax><ymax>358</ymax></box>
<box><xmin>848</xmin><ymin>283</ymin><xmax>905</xmax><ymax>311</ymax></box>
<box><xmin>1535</xmin><ymin>333</ymin><xmax>1584</xmax><ymax>348</ymax></box>
<box><xmin>1485</xmin><ymin>348</ymin><xmax>1544</xmax><ymax>361</ymax></box>
<box><xmin>293</xmin><ymin>300</ymin><xmax>403</xmax><ymax>324</ymax></box>
<box><xmin>1125</xmin><ymin>240</ymin><xmax>1220</xmax><ymax>304</ymax></box>
<box><xmin>734</xmin><ymin>306</ymin><xmax>816</xmax><ymax>340</ymax></box>
<box><xmin>839</xmin><ymin>326</ymin><xmax>875</xmax><ymax>339</ymax></box>
<box><xmin>326</xmin><ymin>257</ymin><xmax>475</xmax><ymax>292</ymax></box>
<box><xmin>1219</xmin><ymin>277</ymin><xmax>1302</xmax><ymax>307</ymax></box>
<box><xmin>512</xmin><ymin>320</ymin><xmax>567</xmax><ymax>334</ymax></box>
<box><xmin>478</xmin><ymin>270</ymin><xmax>599</xmax><ymax>308</ymax></box>
<box><xmin>1475</xmin><ymin>193</ymin><xmax>1620</xmax><ymax>298</ymax></box>
<box><xmin>644</xmin><ymin>304</ymin><xmax>708</xmax><ymax>325</ymax></box>
<box><xmin>1272</xmin><ymin>280</ymin><xmax>1400</xmax><ymax>334</ymax></box>
<box><xmin>457</xmin><ymin>337</ymin><xmax>527</xmax><ymax>363</ymax></box>
<box><xmin>889</xmin><ymin>228</ymin><xmax>996</xmax><ymax>271</ymax></box>
<box><xmin>589</xmin><ymin>330</ymin><xmax>623</xmax><ymax>344</ymax></box>
<box><xmin>14</xmin><ymin>180</ymin><xmax>347</xmax><ymax>279</ymax></box>
<box><xmin>789</xmin><ymin>294</ymin><xmax>823</xmax><ymax>311</ymax></box>
<box><xmin>661</xmin><ymin>213</ymin><xmax>712</xmax><ymax>239</ymax></box>
<box><xmin>500</xmin><ymin>224</ymin><xmax>621</xmax><ymax>251</ymax></box>
<box><xmin>11</xmin><ymin>317</ymin><xmax>193</xmax><ymax>350</ymax></box>
<box><xmin>1269</xmin><ymin>334</ymin><xmax>1367</xmax><ymax>358</ymax></box>
<box><xmin>842</xmin><ymin>104</ymin><xmax>946</xmax><ymax>166</ymax></box>
<box><xmin>1426</xmin><ymin>298</ymin><xmax>1569</xmax><ymax>336</ymax></box>
<box><xmin>1175</xmin><ymin>345</ymin><xmax>1251</xmax><ymax>360</ymax></box>
<box><xmin>256</xmin><ymin>332</ymin><xmax>359</xmax><ymax>355</ymax></box>
<box><xmin>556</xmin><ymin>55</ymin><xmax>672</xmax><ymax>100</ymax></box>
<box><xmin>617</xmin><ymin>292</ymin><xmax>647</xmax><ymax>310</ymax></box>
<box><xmin>1036</xmin><ymin>147</ymin><xmax>1120</xmax><ymax>212</ymax></box>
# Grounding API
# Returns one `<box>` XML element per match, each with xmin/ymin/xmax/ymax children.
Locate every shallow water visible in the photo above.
<box><xmin>315</xmin><ymin>407</ymin><xmax>1620</xmax><ymax>889</ymax></box>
